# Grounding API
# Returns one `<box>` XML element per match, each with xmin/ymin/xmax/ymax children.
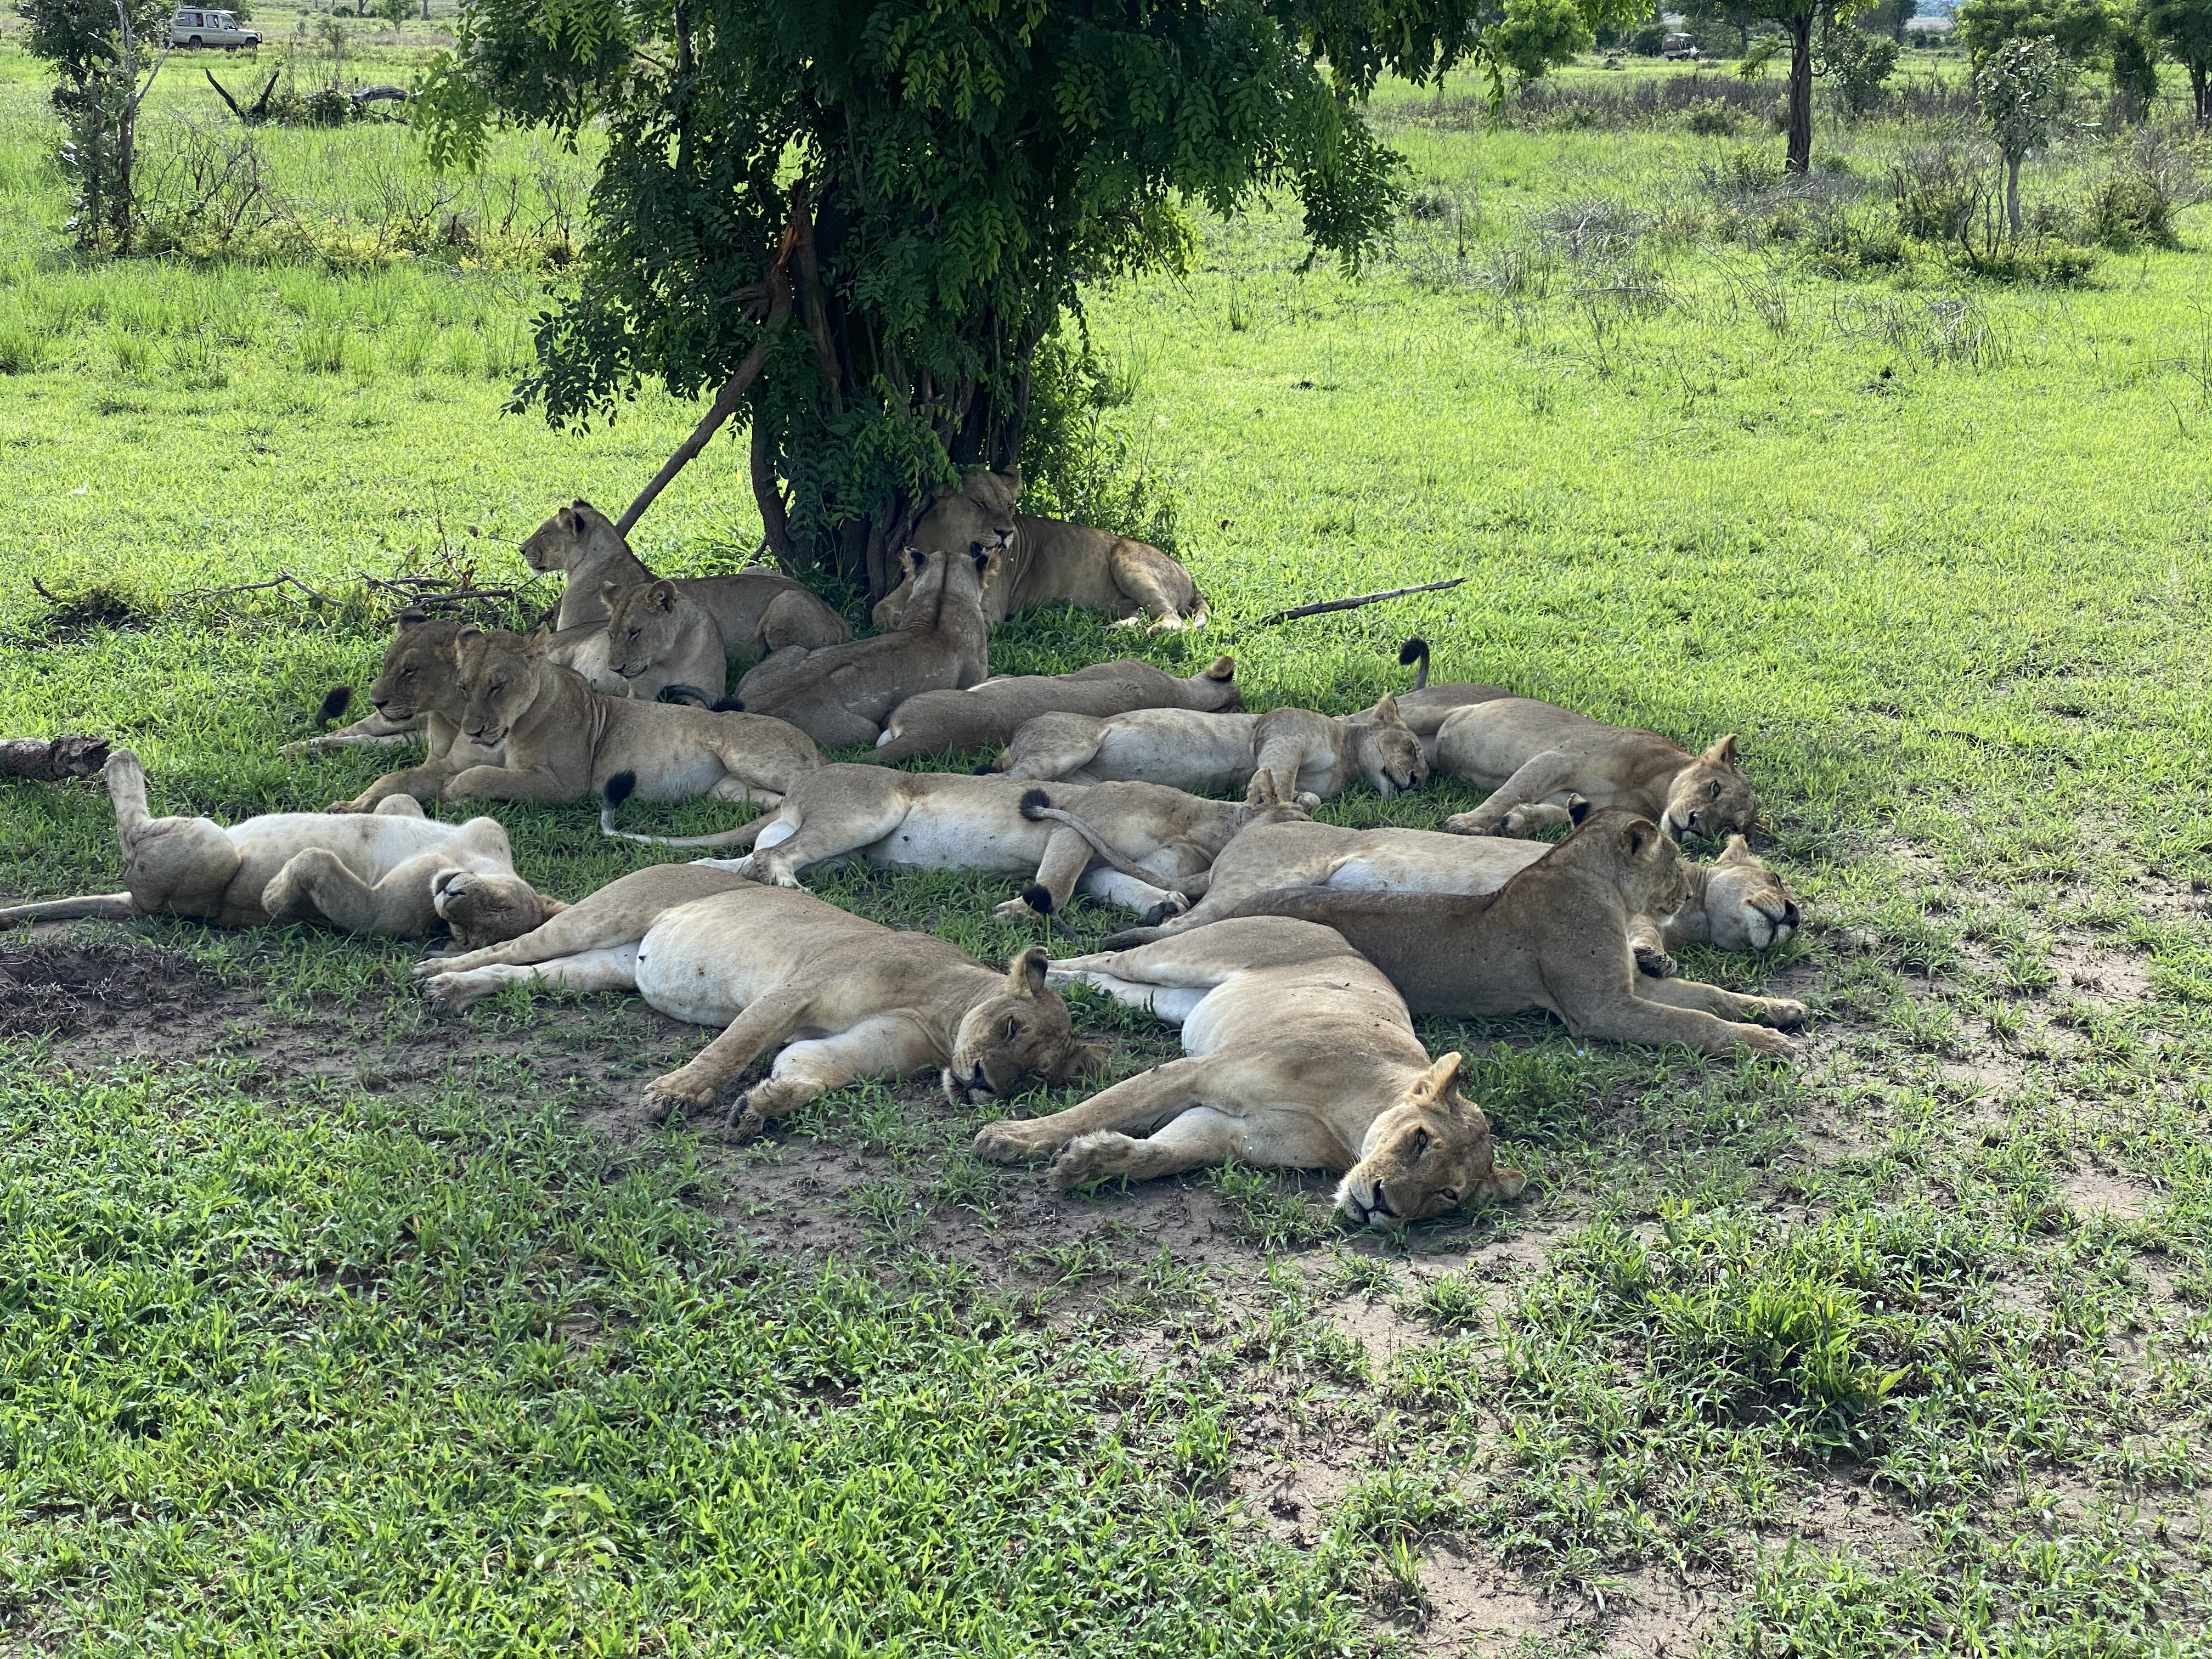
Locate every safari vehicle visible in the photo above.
<box><xmin>168</xmin><ymin>8</ymin><xmax>261</xmax><ymax>48</ymax></box>
<box><xmin>1661</xmin><ymin>31</ymin><xmax>1701</xmax><ymax>59</ymax></box>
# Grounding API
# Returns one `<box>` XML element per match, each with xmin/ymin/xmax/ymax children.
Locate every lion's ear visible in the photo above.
<box><xmin>1703</xmin><ymin>734</ymin><xmax>1741</xmax><ymax>769</ymax></box>
<box><xmin>1049</xmin><ymin>1040</ymin><xmax>1110</xmax><ymax>1083</ymax></box>
<box><xmin>1567</xmin><ymin>795</ymin><xmax>1594</xmax><ymax>826</ymax></box>
<box><xmin>1005</xmin><ymin>944</ymin><xmax>1051</xmax><ymax>997</ymax></box>
<box><xmin>396</xmin><ymin>608</ymin><xmax>431</xmax><ymax>631</ymax></box>
<box><xmin>599</xmin><ymin>580</ymin><xmax>622</xmax><ymax>605</ymax></box>
<box><xmin>1205</xmin><ymin>655</ymin><xmax>1235</xmax><ymax>681</ymax></box>
<box><xmin>1373</xmin><ymin>692</ymin><xmax>1409</xmax><ymax>730</ymax></box>
<box><xmin>1410</xmin><ymin>1051</ymin><xmax>1464</xmax><ymax>1103</ymax></box>
<box><xmin>650</xmin><ymin>579</ymin><xmax>677</xmax><ymax>612</ymax></box>
<box><xmin>1618</xmin><ymin>817</ymin><xmax>1662</xmax><ymax>862</ymax></box>
<box><xmin>457</xmin><ymin>626</ymin><xmax>483</xmax><ymax>645</ymax></box>
<box><xmin>1719</xmin><ymin>833</ymin><xmax>1753</xmax><ymax>865</ymax></box>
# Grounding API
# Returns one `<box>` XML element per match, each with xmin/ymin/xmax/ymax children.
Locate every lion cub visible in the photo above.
<box><xmin>974</xmin><ymin>917</ymin><xmax>1525</xmax><ymax>1226</ymax></box>
<box><xmin>995</xmin><ymin>696</ymin><xmax>1428</xmax><ymax>805</ymax></box>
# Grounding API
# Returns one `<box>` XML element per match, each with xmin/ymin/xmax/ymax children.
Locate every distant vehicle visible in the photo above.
<box><xmin>168</xmin><ymin>8</ymin><xmax>262</xmax><ymax>48</ymax></box>
<box><xmin>1662</xmin><ymin>32</ymin><xmax>1700</xmax><ymax>59</ymax></box>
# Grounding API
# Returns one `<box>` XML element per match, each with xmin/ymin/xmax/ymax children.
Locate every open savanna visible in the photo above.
<box><xmin>2</xmin><ymin>30</ymin><xmax>2211</xmax><ymax>1654</ymax></box>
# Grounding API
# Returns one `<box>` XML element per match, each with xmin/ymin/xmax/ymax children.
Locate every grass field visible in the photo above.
<box><xmin>3</xmin><ymin>26</ymin><xmax>2212</xmax><ymax>1654</ymax></box>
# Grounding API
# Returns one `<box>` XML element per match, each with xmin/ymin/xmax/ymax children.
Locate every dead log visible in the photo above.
<box><xmin>0</xmin><ymin>736</ymin><xmax>111</xmax><ymax>782</ymax></box>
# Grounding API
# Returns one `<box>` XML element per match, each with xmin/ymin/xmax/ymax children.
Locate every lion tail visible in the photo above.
<box><xmin>1018</xmin><ymin>788</ymin><xmax>1210</xmax><ymax>897</ymax></box>
<box><xmin>597</xmin><ymin>771</ymin><xmax>778</xmax><ymax>849</ymax></box>
<box><xmin>0</xmin><ymin>894</ymin><xmax>137</xmax><ymax>924</ymax></box>
<box><xmin>1399</xmin><ymin>637</ymin><xmax>1430</xmax><ymax>691</ymax></box>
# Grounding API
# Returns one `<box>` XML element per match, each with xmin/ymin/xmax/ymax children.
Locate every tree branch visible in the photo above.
<box><xmin>1256</xmin><ymin>577</ymin><xmax>1466</xmax><ymax>625</ymax></box>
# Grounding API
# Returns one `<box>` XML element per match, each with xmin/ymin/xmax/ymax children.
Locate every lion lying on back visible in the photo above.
<box><xmin>1192</xmin><ymin>809</ymin><xmax>1807</xmax><ymax>1058</ymax></box>
<box><xmin>0</xmin><ymin>750</ymin><xmax>553</xmax><ymax>942</ymax></box>
<box><xmin>871</xmin><ymin>656</ymin><xmax>1242</xmax><ymax>764</ymax></box>
<box><xmin>419</xmin><ymin>865</ymin><xmax>1103</xmax><ymax>1134</ymax></box>
<box><xmin>868</xmin><ymin>467</ymin><xmax>1207</xmax><ymax>632</ymax></box>
<box><xmin>974</xmin><ymin>917</ymin><xmax>1525</xmax><ymax>1226</ymax></box>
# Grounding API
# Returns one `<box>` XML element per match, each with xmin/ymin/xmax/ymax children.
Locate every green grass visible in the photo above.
<box><xmin>3</xmin><ymin>31</ymin><xmax>2212</xmax><ymax>1654</ymax></box>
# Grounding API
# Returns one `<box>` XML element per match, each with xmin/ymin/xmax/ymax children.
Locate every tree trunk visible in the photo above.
<box><xmin>1786</xmin><ymin>14</ymin><xmax>1814</xmax><ymax>174</ymax></box>
<box><xmin>2196</xmin><ymin>65</ymin><xmax>2210</xmax><ymax>128</ymax></box>
<box><xmin>2004</xmin><ymin>153</ymin><xmax>2021</xmax><ymax>236</ymax></box>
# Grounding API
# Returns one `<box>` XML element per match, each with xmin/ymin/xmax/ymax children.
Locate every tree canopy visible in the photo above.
<box><xmin>416</xmin><ymin>0</ymin><xmax>1637</xmax><ymax>599</ymax></box>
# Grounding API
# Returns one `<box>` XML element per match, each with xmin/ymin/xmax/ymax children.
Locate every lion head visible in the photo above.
<box><xmin>1585</xmin><ymin>808</ymin><xmax>1694</xmax><ymax>927</ymax></box>
<box><xmin>1335</xmin><ymin>1053</ymin><xmax>1527</xmax><ymax>1229</ymax></box>
<box><xmin>1700</xmin><ymin>834</ymin><xmax>1800</xmax><ymax>951</ymax></box>
<box><xmin>367</xmin><ymin>611</ymin><xmax>463</xmax><ymax>722</ymax></box>
<box><xmin>521</xmin><ymin>499</ymin><xmax>623</xmax><ymax>576</ymax></box>
<box><xmin>455</xmin><ymin>629</ymin><xmax>551</xmax><ymax>747</ymax></box>
<box><xmin>430</xmin><ymin>866</ymin><xmax>565</xmax><ymax>949</ymax></box>
<box><xmin>1350</xmin><ymin>693</ymin><xmax>1429</xmax><ymax>799</ymax></box>
<box><xmin>1662</xmin><ymin>735</ymin><xmax>1758</xmax><ymax>842</ymax></box>
<box><xmin>944</xmin><ymin>945</ymin><xmax>1107</xmax><ymax>1104</ymax></box>
<box><xmin>916</xmin><ymin>468</ymin><xmax>1022</xmax><ymax>561</ymax></box>
<box><xmin>601</xmin><ymin>579</ymin><xmax>689</xmax><ymax>684</ymax></box>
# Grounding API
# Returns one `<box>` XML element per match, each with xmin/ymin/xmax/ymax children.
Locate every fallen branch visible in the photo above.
<box><xmin>174</xmin><ymin>571</ymin><xmax>341</xmax><ymax>608</ymax></box>
<box><xmin>1256</xmin><ymin>577</ymin><xmax>1466</xmax><ymax>626</ymax></box>
<box><xmin>350</xmin><ymin>84</ymin><xmax>409</xmax><ymax>104</ymax></box>
<box><xmin>616</xmin><ymin>199</ymin><xmax>804</xmax><ymax>538</ymax></box>
<box><xmin>0</xmin><ymin>735</ymin><xmax>111</xmax><ymax>782</ymax></box>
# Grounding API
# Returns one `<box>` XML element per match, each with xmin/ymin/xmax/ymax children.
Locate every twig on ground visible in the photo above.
<box><xmin>1256</xmin><ymin>577</ymin><xmax>1466</xmax><ymax>626</ymax></box>
<box><xmin>0</xmin><ymin>735</ymin><xmax>111</xmax><ymax>782</ymax></box>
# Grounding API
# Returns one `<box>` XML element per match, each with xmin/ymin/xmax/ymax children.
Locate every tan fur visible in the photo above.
<box><xmin>996</xmin><ymin>695</ymin><xmax>1427</xmax><ymax>806</ymax></box>
<box><xmin>1338</xmin><ymin>640</ymin><xmax>1514</xmax><ymax>766</ymax></box>
<box><xmin>328</xmin><ymin>628</ymin><xmax>819</xmax><ymax>812</ymax></box>
<box><xmin>1434</xmin><ymin>697</ymin><xmax>1758</xmax><ymax>840</ymax></box>
<box><xmin>733</xmin><ymin>545</ymin><xmax>995</xmax><ymax>748</ymax></box>
<box><xmin>973</xmin><ymin>918</ymin><xmax>1525</xmax><ymax>1226</ymax></box>
<box><xmin>418</xmin><ymin>866</ymin><xmax>1104</xmax><ymax>1133</ymax></box>
<box><xmin>280</xmin><ymin>612</ymin><xmax>486</xmax><ymax>760</ymax></box>
<box><xmin>1136</xmin><ymin>821</ymin><xmax>1799</xmax><ymax>964</ymax></box>
<box><xmin>872</xmin><ymin>655</ymin><xmax>1242</xmax><ymax>764</ymax></box>
<box><xmin>521</xmin><ymin>499</ymin><xmax>849</xmax><ymax>661</ymax></box>
<box><xmin>0</xmin><ymin>749</ymin><xmax>555</xmax><ymax>941</ymax></box>
<box><xmin>640</xmin><ymin>763</ymin><xmax>1306</xmax><ymax>925</ymax></box>
<box><xmin>544</xmin><ymin>578</ymin><xmax>727</xmax><ymax>703</ymax></box>
<box><xmin>1213</xmin><ymin>809</ymin><xmax>1806</xmax><ymax>1057</ymax></box>
<box><xmin>868</xmin><ymin>468</ymin><xmax>1206</xmax><ymax>632</ymax></box>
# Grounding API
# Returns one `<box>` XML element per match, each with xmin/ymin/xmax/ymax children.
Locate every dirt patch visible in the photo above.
<box><xmin>2060</xmin><ymin>1168</ymin><xmax>2157</xmax><ymax>1222</ymax></box>
<box><xmin>2049</xmin><ymin>943</ymin><xmax>2152</xmax><ymax>1003</ymax></box>
<box><xmin>0</xmin><ymin>941</ymin><xmax>227</xmax><ymax>1042</ymax></box>
<box><xmin>25</xmin><ymin>583</ymin><xmax>149</xmax><ymax>644</ymax></box>
<box><xmin>1407</xmin><ymin>1543</ymin><xmax>1577</xmax><ymax>1654</ymax></box>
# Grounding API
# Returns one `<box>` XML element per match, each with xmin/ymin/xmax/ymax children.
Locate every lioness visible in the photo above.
<box><xmin>418</xmin><ymin>865</ymin><xmax>1105</xmax><ymax>1135</ymax></box>
<box><xmin>523</xmin><ymin>499</ymin><xmax>849</xmax><ymax>662</ymax></box>
<box><xmin>0</xmin><ymin>749</ymin><xmax>555</xmax><ymax>941</ymax></box>
<box><xmin>995</xmin><ymin>696</ymin><xmax>1429</xmax><ymax>805</ymax></box>
<box><xmin>1124</xmin><ymin>817</ymin><xmax>1800</xmax><ymax>963</ymax></box>
<box><xmin>608</xmin><ymin>763</ymin><xmax>1307</xmax><ymax>923</ymax></box>
<box><xmin>544</xmin><ymin>579</ymin><xmax>727</xmax><ymax>704</ymax></box>
<box><xmin>871</xmin><ymin>656</ymin><xmax>1243</xmax><ymax>764</ymax></box>
<box><xmin>1204</xmin><ymin>810</ymin><xmax>1806</xmax><ymax>1057</ymax></box>
<box><xmin>329</xmin><ymin>628</ymin><xmax>819</xmax><ymax>811</ymax></box>
<box><xmin>283</xmin><ymin>612</ymin><xmax>487</xmax><ymax>759</ymax></box>
<box><xmin>867</xmin><ymin>467</ymin><xmax>1206</xmax><ymax>632</ymax></box>
<box><xmin>1432</xmin><ymin>697</ymin><xmax>1757</xmax><ymax>840</ymax></box>
<box><xmin>1344</xmin><ymin>638</ymin><xmax>1513</xmax><ymax>763</ymax></box>
<box><xmin>972</xmin><ymin>917</ymin><xmax>1526</xmax><ymax>1224</ymax></box>
<box><xmin>732</xmin><ymin>544</ymin><xmax>995</xmax><ymax>749</ymax></box>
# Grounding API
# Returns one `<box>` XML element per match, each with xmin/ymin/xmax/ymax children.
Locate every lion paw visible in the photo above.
<box><xmin>642</xmin><ymin>1073</ymin><xmax>716</xmax><ymax>1122</ymax></box>
<box><xmin>973</xmin><ymin>1120</ymin><xmax>1056</xmax><ymax>1165</ymax></box>
<box><xmin>992</xmin><ymin>895</ymin><xmax>1043</xmax><ymax>923</ymax></box>
<box><xmin>1759</xmin><ymin>997</ymin><xmax>1809</xmax><ymax>1031</ymax></box>
<box><xmin>1633</xmin><ymin>943</ymin><xmax>1679</xmax><ymax>980</ymax></box>
<box><xmin>1441</xmin><ymin>810</ymin><xmax>1498</xmax><ymax>837</ymax></box>
<box><xmin>1737</xmin><ymin>1025</ymin><xmax>1800</xmax><ymax>1059</ymax></box>
<box><xmin>1046</xmin><ymin>1131</ymin><xmax>1128</xmax><ymax>1192</ymax></box>
<box><xmin>325</xmin><ymin>798</ymin><xmax>369</xmax><ymax>815</ymax></box>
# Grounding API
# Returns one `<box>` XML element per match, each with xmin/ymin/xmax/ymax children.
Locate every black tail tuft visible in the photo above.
<box><xmin>971</xmin><ymin>762</ymin><xmax>1000</xmax><ymax>776</ymax></box>
<box><xmin>315</xmin><ymin>686</ymin><xmax>353</xmax><ymax>729</ymax></box>
<box><xmin>1019</xmin><ymin>883</ymin><xmax>1055</xmax><ymax>916</ymax></box>
<box><xmin>710</xmin><ymin>696</ymin><xmax>745</xmax><ymax>713</ymax></box>
<box><xmin>1567</xmin><ymin>795</ymin><xmax>1593</xmax><ymax>826</ymax></box>
<box><xmin>1398</xmin><ymin>637</ymin><xmax>1429</xmax><ymax>667</ymax></box>
<box><xmin>659</xmin><ymin>684</ymin><xmax>712</xmax><ymax>708</ymax></box>
<box><xmin>1019</xmin><ymin>787</ymin><xmax>1052</xmax><ymax>820</ymax></box>
<box><xmin>602</xmin><ymin>771</ymin><xmax>639</xmax><ymax>810</ymax></box>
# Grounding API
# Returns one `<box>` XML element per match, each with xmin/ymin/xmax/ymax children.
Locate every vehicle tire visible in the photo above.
<box><xmin>187</xmin><ymin>33</ymin><xmax>202</xmax><ymax>44</ymax></box>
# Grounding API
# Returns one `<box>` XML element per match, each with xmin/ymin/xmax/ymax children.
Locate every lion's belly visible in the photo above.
<box><xmin>1329</xmin><ymin>838</ymin><xmax>1543</xmax><ymax>897</ymax></box>
<box><xmin>633</xmin><ymin>913</ymin><xmax>786</xmax><ymax>1026</ymax></box>
<box><xmin>625</xmin><ymin>748</ymin><xmax>731</xmax><ymax>802</ymax></box>
<box><xmin>860</xmin><ymin>798</ymin><xmax>1043</xmax><ymax>873</ymax></box>
<box><xmin>224</xmin><ymin>815</ymin><xmax>482</xmax><ymax>894</ymax></box>
<box><xmin>1091</xmin><ymin>718</ymin><xmax>1255</xmax><ymax>794</ymax></box>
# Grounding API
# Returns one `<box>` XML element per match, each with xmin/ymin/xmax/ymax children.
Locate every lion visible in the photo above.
<box><xmin>730</xmin><ymin>544</ymin><xmax>996</xmax><ymax>749</ymax></box>
<box><xmin>600</xmin><ymin>762</ymin><xmax>1308</xmax><ymax>924</ymax></box>
<box><xmin>972</xmin><ymin>916</ymin><xmax>1526</xmax><ymax>1224</ymax></box>
<box><xmin>282</xmin><ymin>612</ymin><xmax>490</xmax><ymax>759</ymax></box>
<box><xmin>994</xmin><ymin>696</ymin><xmax>1429</xmax><ymax>806</ymax></box>
<box><xmin>1113</xmin><ymin>815</ymin><xmax>1800</xmax><ymax>968</ymax></box>
<box><xmin>867</xmin><ymin>467</ymin><xmax>1206</xmax><ymax>633</ymax></box>
<box><xmin>327</xmin><ymin>627</ymin><xmax>820</xmax><ymax>812</ymax></box>
<box><xmin>522</xmin><ymin>499</ymin><xmax>849</xmax><ymax>661</ymax></box>
<box><xmin>1195</xmin><ymin>810</ymin><xmax>1806</xmax><ymax>1057</ymax></box>
<box><xmin>1430</xmin><ymin>695</ymin><xmax>1758</xmax><ymax>840</ymax></box>
<box><xmin>543</xmin><ymin>579</ymin><xmax>728</xmax><ymax>704</ymax></box>
<box><xmin>871</xmin><ymin>655</ymin><xmax>1243</xmax><ymax>764</ymax></box>
<box><xmin>417</xmin><ymin>864</ymin><xmax>1105</xmax><ymax>1135</ymax></box>
<box><xmin>0</xmin><ymin>749</ymin><xmax>555</xmax><ymax>942</ymax></box>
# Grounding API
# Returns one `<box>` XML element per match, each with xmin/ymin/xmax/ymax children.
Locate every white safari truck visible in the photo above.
<box><xmin>169</xmin><ymin>8</ymin><xmax>262</xmax><ymax>47</ymax></box>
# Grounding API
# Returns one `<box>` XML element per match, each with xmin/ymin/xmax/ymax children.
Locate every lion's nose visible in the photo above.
<box><xmin>1369</xmin><ymin>1182</ymin><xmax>1397</xmax><ymax>1220</ymax></box>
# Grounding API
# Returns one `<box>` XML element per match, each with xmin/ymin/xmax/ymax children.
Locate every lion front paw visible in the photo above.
<box><xmin>1633</xmin><ymin>943</ymin><xmax>1679</xmax><ymax>980</ymax></box>
<box><xmin>992</xmin><ymin>895</ymin><xmax>1044</xmax><ymax>923</ymax></box>
<box><xmin>1045</xmin><ymin>1131</ymin><xmax>1128</xmax><ymax>1192</ymax></box>
<box><xmin>325</xmin><ymin>798</ymin><xmax>370</xmax><ymax>815</ymax></box>
<box><xmin>1441</xmin><ymin>809</ymin><xmax>1500</xmax><ymax>837</ymax></box>
<box><xmin>642</xmin><ymin>1070</ymin><xmax>718</xmax><ymax>1122</ymax></box>
<box><xmin>1736</xmin><ymin>1025</ymin><xmax>1801</xmax><ymax>1059</ymax></box>
<box><xmin>1759</xmin><ymin>997</ymin><xmax>1809</xmax><ymax>1031</ymax></box>
<box><xmin>973</xmin><ymin>1119</ymin><xmax>1058</xmax><ymax>1165</ymax></box>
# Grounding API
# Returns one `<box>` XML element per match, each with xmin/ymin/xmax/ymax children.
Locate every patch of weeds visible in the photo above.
<box><xmin>1208</xmin><ymin>1160</ymin><xmax>1339</xmax><ymax>1251</ymax></box>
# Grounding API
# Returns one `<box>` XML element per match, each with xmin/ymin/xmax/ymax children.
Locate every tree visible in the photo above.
<box><xmin>415</xmin><ymin>1</ymin><xmax>1638</xmax><ymax>603</ymax></box>
<box><xmin>2145</xmin><ymin>0</ymin><xmax>2212</xmax><ymax>123</ymax></box>
<box><xmin>1493</xmin><ymin>0</ymin><xmax>1598</xmax><ymax>79</ymax></box>
<box><xmin>1956</xmin><ymin>0</ymin><xmax>2118</xmax><ymax>63</ymax></box>
<box><xmin>1732</xmin><ymin>0</ymin><xmax>1876</xmax><ymax>172</ymax></box>
<box><xmin>1821</xmin><ymin>13</ymin><xmax>1901</xmax><ymax>111</ymax></box>
<box><xmin>18</xmin><ymin>0</ymin><xmax>172</xmax><ymax>251</ymax></box>
<box><xmin>373</xmin><ymin>0</ymin><xmax>411</xmax><ymax>30</ymax></box>
<box><xmin>1976</xmin><ymin>34</ymin><xmax>2067</xmax><ymax>233</ymax></box>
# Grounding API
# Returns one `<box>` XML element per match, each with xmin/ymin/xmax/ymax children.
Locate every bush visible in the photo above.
<box><xmin>1625</xmin><ymin>21</ymin><xmax>1668</xmax><ymax>54</ymax></box>
<box><xmin>1949</xmin><ymin>235</ymin><xmax>2101</xmax><ymax>284</ymax></box>
<box><xmin>1822</xmin><ymin>25</ymin><xmax>1901</xmax><ymax>116</ymax></box>
<box><xmin>1891</xmin><ymin>145</ymin><xmax>1989</xmax><ymax>242</ymax></box>
<box><xmin>1683</xmin><ymin>97</ymin><xmax>1742</xmax><ymax>136</ymax></box>
<box><xmin>2085</xmin><ymin>170</ymin><xmax>2182</xmax><ymax>250</ymax></box>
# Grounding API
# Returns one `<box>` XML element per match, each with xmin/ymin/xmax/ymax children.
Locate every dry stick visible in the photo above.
<box><xmin>1256</xmin><ymin>576</ymin><xmax>1466</xmax><ymax>627</ymax></box>
<box><xmin>0</xmin><ymin>735</ymin><xmax>111</xmax><ymax>782</ymax></box>
<box><xmin>616</xmin><ymin>235</ymin><xmax>798</xmax><ymax>538</ymax></box>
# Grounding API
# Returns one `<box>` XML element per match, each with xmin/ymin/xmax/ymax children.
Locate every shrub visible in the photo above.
<box><xmin>1949</xmin><ymin>234</ymin><xmax>2101</xmax><ymax>284</ymax></box>
<box><xmin>1892</xmin><ymin>145</ymin><xmax>1989</xmax><ymax>242</ymax></box>
<box><xmin>2084</xmin><ymin>170</ymin><xmax>2183</xmax><ymax>250</ymax></box>
<box><xmin>1625</xmin><ymin>20</ymin><xmax>1668</xmax><ymax>54</ymax></box>
<box><xmin>1683</xmin><ymin>97</ymin><xmax>1742</xmax><ymax>135</ymax></box>
<box><xmin>1822</xmin><ymin>25</ymin><xmax>1902</xmax><ymax>116</ymax></box>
